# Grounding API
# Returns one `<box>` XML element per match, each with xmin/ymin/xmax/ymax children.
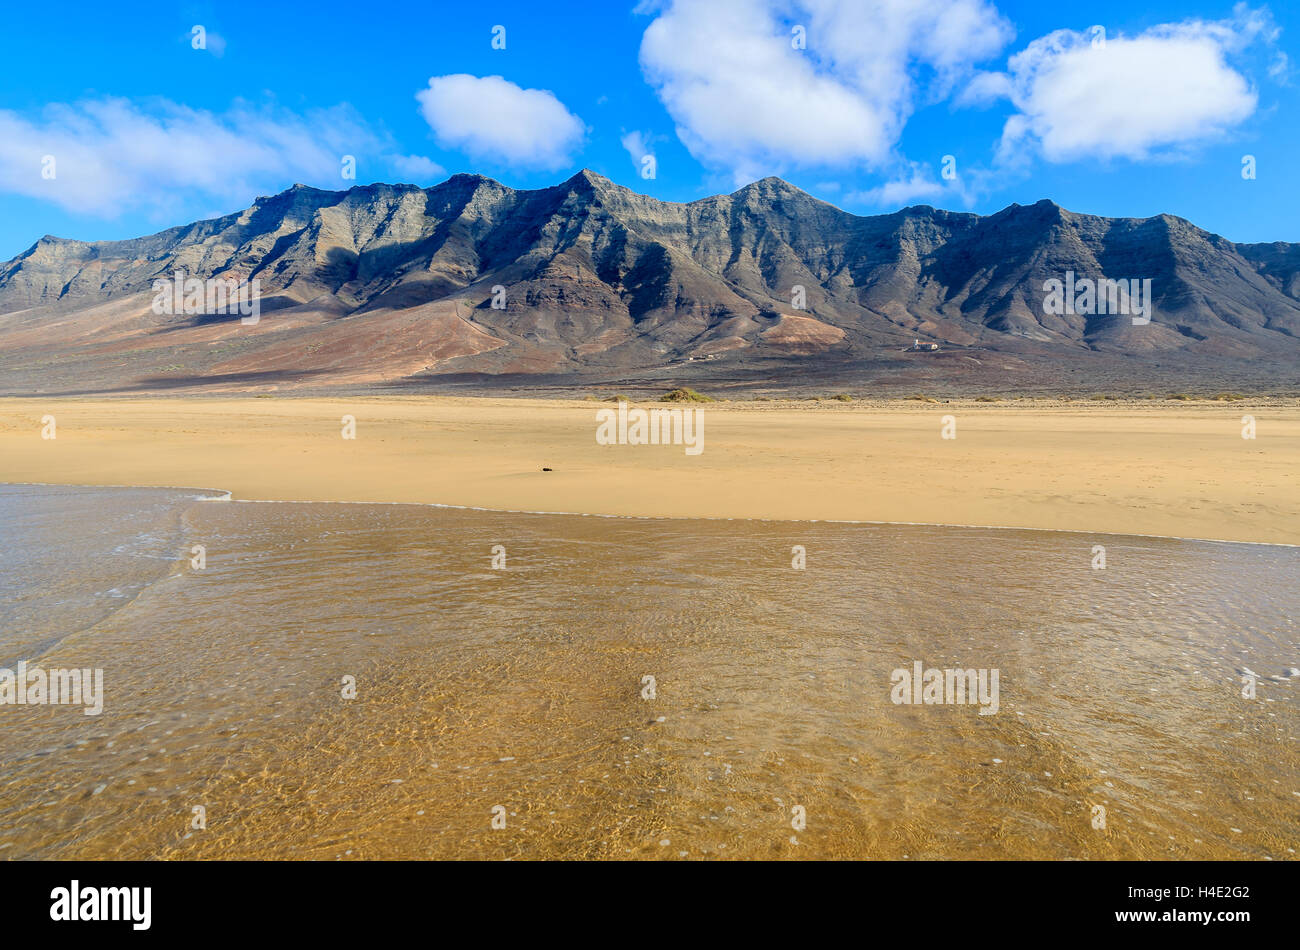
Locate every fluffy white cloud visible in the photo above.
<box><xmin>637</xmin><ymin>0</ymin><xmax>1012</xmax><ymax>179</ymax></box>
<box><xmin>983</xmin><ymin>8</ymin><xmax>1279</xmax><ymax>162</ymax></box>
<box><xmin>954</xmin><ymin>69</ymin><xmax>1012</xmax><ymax>107</ymax></box>
<box><xmin>845</xmin><ymin>155</ymin><xmax>994</xmax><ymax>209</ymax></box>
<box><xmin>391</xmin><ymin>154</ymin><xmax>446</xmax><ymax>181</ymax></box>
<box><xmin>415</xmin><ymin>74</ymin><xmax>585</xmax><ymax>170</ymax></box>
<box><xmin>847</xmin><ymin>168</ymin><xmax>946</xmax><ymax>207</ymax></box>
<box><xmin>0</xmin><ymin>97</ymin><xmax>415</xmax><ymax>218</ymax></box>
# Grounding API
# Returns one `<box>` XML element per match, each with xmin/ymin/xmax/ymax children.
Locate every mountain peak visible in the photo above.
<box><xmin>252</xmin><ymin>182</ymin><xmax>338</xmax><ymax>206</ymax></box>
<box><xmin>0</xmin><ymin>167</ymin><xmax>1296</xmax><ymax>395</ymax></box>
<box><xmin>559</xmin><ymin>168</ymin><xmax>620</xmax><ymax>193</ymax></box>
<box><xmin>989</xmin><ymin>198</ymin><xmax>1069</xmax><ymax>222</ymax></box>
<box><xmin>735</xmin><ymin>175</ymin><xmax>803</xmax><ymax>195</ymax></box>
<box><xmin>442</xmin><ymin>172</ymin><xmax>497</xmax><ymax>187</ymax></box>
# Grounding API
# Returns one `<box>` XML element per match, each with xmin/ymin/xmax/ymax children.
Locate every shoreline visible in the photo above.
<box><xmin>2</xmin><ymin>395</ymin><xmax>1297</xmax><ymax>545</ymax></box>
<box><xmin>5</xmin><ymin>479</ymin><xmax>1298</xmax><ymax>548</ymax></box>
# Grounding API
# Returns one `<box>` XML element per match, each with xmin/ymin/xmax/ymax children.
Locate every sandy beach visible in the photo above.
<box><xmin>0</xmin><ymin>395</ymin><xmax>1296</xmax><ymax>545</ymax></box>
<box><xmin>2</xmin><ymin>400</ymin><xmax>1297</xmax><ymax>861</ymax></box>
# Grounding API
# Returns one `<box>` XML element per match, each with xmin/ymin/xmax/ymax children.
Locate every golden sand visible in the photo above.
<box><xmin>0</xmin><ymin>396</ymin><xmax>1296</xmax><ymax>544</ymax></box>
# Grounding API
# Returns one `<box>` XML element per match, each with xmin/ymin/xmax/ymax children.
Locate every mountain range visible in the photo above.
<box><xmin>1</xmin><ymin>169</ymin><xmax>1297</xmax><ymax>395</ymax></box>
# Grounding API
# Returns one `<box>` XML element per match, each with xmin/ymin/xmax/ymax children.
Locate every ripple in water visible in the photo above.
<box><xmin>0</xmin><ymin>485</ymin><xmax>1295</xmax><ymax>859</ymax></box>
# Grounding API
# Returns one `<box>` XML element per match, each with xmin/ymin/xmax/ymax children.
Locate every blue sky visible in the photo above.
<box><xmin>0</xmin><ymin>0</ymin><xmax>1294</xmax><ymax>259</ymax></box>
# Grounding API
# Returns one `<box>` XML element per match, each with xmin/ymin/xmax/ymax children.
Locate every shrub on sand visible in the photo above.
<box><xmin>660</xmin><ymin>388</ymin><xmax>714</xmax><ymax>403</ymax></box>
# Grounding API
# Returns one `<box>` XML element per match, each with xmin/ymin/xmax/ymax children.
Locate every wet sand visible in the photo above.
<box><xmin>0</xmin><ymin>396</ymin><xmax>1296</xmax><ymax>544</ymax></box>
<box><xmin>0</xmin><ymin>487</ymin><xmax>1295</xmax><ymax>860</ymax></box>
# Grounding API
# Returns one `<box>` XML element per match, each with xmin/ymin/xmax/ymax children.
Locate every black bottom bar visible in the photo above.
<box><xmin>8</xmin><ymin>859</ymin><xmax>1290</xmax><ymax>938</ymax></box>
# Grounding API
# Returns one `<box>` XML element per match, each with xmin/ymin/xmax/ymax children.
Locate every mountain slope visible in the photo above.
<box><xmin>0</xmin><ymin>170</ymin><xmax>1296</xmax><ymax>394</ymax></box>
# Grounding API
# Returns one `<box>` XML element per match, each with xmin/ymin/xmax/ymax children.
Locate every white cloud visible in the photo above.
<box><xmin>637</xmin><ymin>0</ymin><xmax>1012</xmax><ymax>179</ymax></box>
<box><xmin>955</xmin><ymin>69</ymin><xmax>1013</xmax><ymax>107</ymax></box>
<box><xmin>983</xmin><ymin>7</ymin><xmax>1279</xmax><ymax>162</ymax></box>
<box><xmin>845</xmin><ymin>155</ymin><xmax>998</xmax><ymax>210</ymax></box>
<box><xmin>0</xmin><ymin>97</ymin><xmax>416</xmax><ymax>218</ymax></box>
<box><xmin>415</xmin><ymin>74</ymin><xmax>585</xmax><ymax>170</ymax></box>
<box><xmin>620</xmin><ymin>130</ymin><xmax>654</xmax><ymax>165</ymax></box>
<box><xmin>392</xmin><ymin>154</ymin><xmax>446</xmax><ymax>181</ymax></box>
<box><xmin>1268</xmin><ymin>50</ymin><xmax>1289</xmax><ymax>81</ymax></box>
<box><xmin>847</xmin><ymin>169</ymin><xmax>946</xmax><ymax>207</ymax></box>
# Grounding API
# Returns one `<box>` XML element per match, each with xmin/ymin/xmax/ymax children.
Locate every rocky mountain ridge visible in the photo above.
<box><xmin>1</xmin><ymin>170</ymin><xmax>1296</xmax><ymax>394</ymax></box>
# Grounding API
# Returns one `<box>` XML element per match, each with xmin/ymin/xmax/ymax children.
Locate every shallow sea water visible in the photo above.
<box><xmin>0</xmin><ymin>484</ymin><xmax>1295</xmax><ymax>859</ymax></box>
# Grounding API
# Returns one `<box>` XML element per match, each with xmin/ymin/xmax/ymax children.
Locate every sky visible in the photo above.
<box><xmin>0</xmin><ymin>0</ymin><xmax>1295</xmax><ymax>260</ymax></box>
